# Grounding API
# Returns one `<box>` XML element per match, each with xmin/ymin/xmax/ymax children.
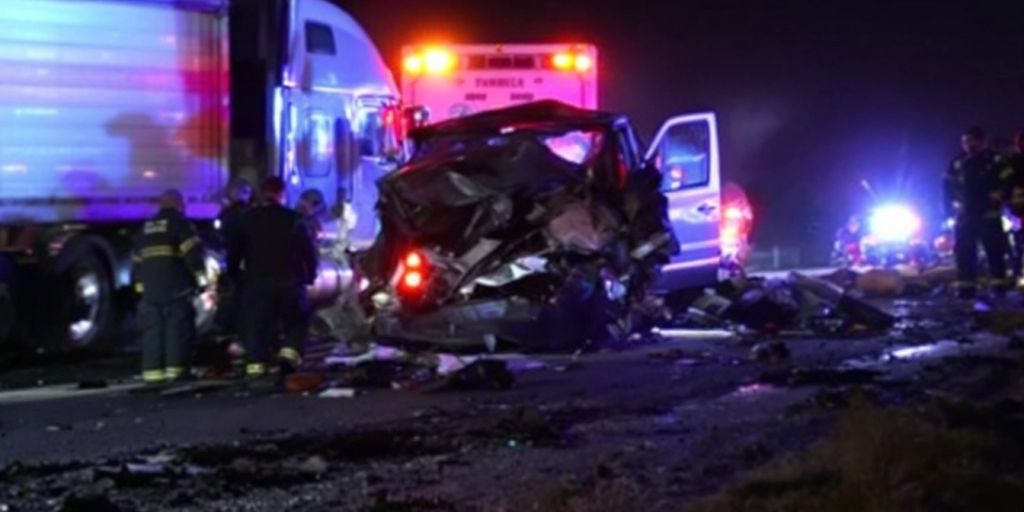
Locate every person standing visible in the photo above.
<box><xmin>228</xmin><ymin>177</ymin><xmax>318</xmax><ymax>382</ymax></box>
<box><xmin>943</xmin><ymin>126</ymin><xmax>1014</xmax><ymax>298</ymax></box>
<box><xmin>211</xmin><ymin>179</ymin><xmax>253</xmax><ymax>343</ymax></box>
<box><xmin>295</xmin><ymin>188</ymin><xmax>328</xmax><ymax>240</ymax></box>
<box><xmin>1006</xmin><ymin>130</ymin><xmax>1024</xmax><ymax>281</ymax></box>
<box><xmin>217</xmin><ymin>179</ymin><xmax>253</xmax><ymax>245</ymax></box>
<box><xmin>131</xmin><ymin>189</ymin><xmax>207</xmax><ymax>384</ymax></box>
<box><xmin>834</xmin><ymin>215</ymin><xmax>864</xmax><ymax>267</ymax></box>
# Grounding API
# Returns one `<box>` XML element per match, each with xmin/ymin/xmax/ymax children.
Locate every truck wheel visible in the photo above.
<box><xmin>43</xmin><ymin>245</ymin><xmax>115</xmax><ymax>349</ymax></box>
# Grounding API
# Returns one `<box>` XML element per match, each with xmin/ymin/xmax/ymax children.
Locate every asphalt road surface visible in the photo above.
<box><xmin>0</xmin><ymin>297</ymin><xmax>1016</xmax><ymax>511</ymax></box>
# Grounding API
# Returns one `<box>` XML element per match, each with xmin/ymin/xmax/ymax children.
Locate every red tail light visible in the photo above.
<box><xmin>403</xmin><ymin>271</ymin><xmax>424</xmax><ymax>289</ymax></box>
<box><xmin>398</xmin><ymin>250</ymin><xmax>428</xmax><ymax>295</ymax></box>
<box><xmin>721</xmin><ymin>202</ymin><xmax>752</xmax><ymax>259</ymax></box>
<box><xmin>405</xmin><ymin>251</ymin><xmax>423</xmax><ymax>268</ymax></box>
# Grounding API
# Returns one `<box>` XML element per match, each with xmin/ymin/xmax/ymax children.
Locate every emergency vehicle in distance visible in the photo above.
<box><xmin>401</xmin><ymin>44</ymin><xmax>598</xmax><ymax>123</ymax></box>
<box><xmin>0</xmin><ymin>0</ymin><xmax>401</xmax><ymax>348</ymax></box>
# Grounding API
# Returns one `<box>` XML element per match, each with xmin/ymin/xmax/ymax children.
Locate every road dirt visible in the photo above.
<box><xmin>1</xmin><ymin>298</ymin><xmax>1020</xmax><ymax>511</ymax></box>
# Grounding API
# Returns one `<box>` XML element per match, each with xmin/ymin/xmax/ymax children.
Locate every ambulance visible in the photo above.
<box><xmin>401</xmin><ymin>44</ymin><xmax>597</xmax><ymax>123</ymax></box>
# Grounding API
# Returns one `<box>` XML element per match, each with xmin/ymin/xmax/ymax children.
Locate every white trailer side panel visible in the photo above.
<box><xmin>0</xmin><ymin>0</ymin><xmax>228</xmax><ymax>223</ymax></box>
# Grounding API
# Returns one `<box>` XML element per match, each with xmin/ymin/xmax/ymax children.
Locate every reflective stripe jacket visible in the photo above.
<box><xmin>943</xmin><ymin>150</ymin><xmax>1014</xmax><ymax>219</ymax></box>
<box><xmin>131</xmin><ymin>208</ymin><xmax>206</xmax><ymax>302</ymax></box>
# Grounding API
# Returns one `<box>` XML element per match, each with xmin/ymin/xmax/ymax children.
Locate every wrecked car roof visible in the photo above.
<box><xmin>410</xmin><ymin>100</ymin><xmax>628</xmax><ymax>142</ymax></box>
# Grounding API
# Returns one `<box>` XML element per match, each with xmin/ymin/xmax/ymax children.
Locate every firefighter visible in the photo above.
<box><xmin>1007</xmin><ymin>130</ymin><xmax>1024</xmax><ymax>280</ymax></box>
<box><xmin>131</xmin><ymin>189</ymin><xmax>207</xmax><ymax>384</ymax></box>
<box><xmin>218</xmin><ymin>179</ymin><xmax>253</xmax><ymax>245</ymax></box>
<box><xmin>296</xmin><ymin>188</ymin><xmax>327</xmax><ymax>239</ymax></box>
<box><xmin>211</xmin><ymin>179</ymin><xmax>253</xmax><ymax>343</ymax></box>
<box><xmin>943</xmin><ymin>126</ymin><xmax>1014</xmax><ymax>298</ymax></box>
<box><xmin>228</xmin><ymin>177</ymin><xmax>318</xmax><ymax>382</ymax></box>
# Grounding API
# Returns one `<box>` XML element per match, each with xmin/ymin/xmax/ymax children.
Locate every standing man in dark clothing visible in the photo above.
<box><xmin>211</xmin><ymin>179</ymin><xmax>253</xmax><ymax>342</ymax></box>
<box><xmin>228</xmin><ymin>177</ymin><xmax>318</xmax><ymax>380</ymax></box>
<box><xmin>943</xmin><ymin>126</ymin><xmax>1015</xmax><ymax>299</ymax></box>
<box><xmin>1006</xmin><ymin>130</ymin><xmax>1024</xmax><ymax>280</ymax></box>
<box><xmin>131</xmin><ymin>189</ymin><xmax>207</xmax><ymax>384</ymax></box>
<box><xmin>217</xmin><ymin>179</ymin><xmax>253</xmax><ymax>245</ymax></box>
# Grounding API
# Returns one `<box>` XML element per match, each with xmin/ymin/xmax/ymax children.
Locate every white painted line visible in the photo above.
<box><xmin>0</xmin><ymin>382</ymin><xmax>144</xmax><ymax>405</ymax></box>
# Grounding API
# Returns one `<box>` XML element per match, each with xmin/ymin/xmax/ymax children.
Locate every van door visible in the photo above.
<box><xmin>645</xmin><ymin>113</ymin><xmax>722</xmax><ymax>291</ymax></box>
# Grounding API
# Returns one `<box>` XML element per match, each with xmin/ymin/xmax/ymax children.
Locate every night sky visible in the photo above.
<box><xmin>336</xmin><ymin>0</ymin><xmax>1024</xmax><ymax>259</ymax></box>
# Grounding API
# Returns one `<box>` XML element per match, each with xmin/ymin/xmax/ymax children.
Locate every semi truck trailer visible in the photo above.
<box><xmin>0</xmin><ymin>0</ymin><xmax>402</xmax><ymax>348</ymax></box>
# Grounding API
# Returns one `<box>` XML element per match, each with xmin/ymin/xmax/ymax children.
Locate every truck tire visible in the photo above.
<box><xmin>41</xmin><ymin>243</ymin><xmax>115</xmax><ymax>349</ymax></box>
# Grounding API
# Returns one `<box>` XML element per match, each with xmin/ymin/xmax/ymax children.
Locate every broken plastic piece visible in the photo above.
<box><xmin>651</xmin><ymin>327</ymin><xmax>737</xmax><ymax>340</ymax></box>
<box><xmin>319</xmin><ymin>388</ymin><xmax>357</xmax><ymax>398</ymax></box>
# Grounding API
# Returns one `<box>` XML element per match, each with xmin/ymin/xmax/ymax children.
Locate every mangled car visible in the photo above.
<box><xmin>358</xmin><ymin>100</ymin><xmax>723</xmax><ymax>352</ymax></box>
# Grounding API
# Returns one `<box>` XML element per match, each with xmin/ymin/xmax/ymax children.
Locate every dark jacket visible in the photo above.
<box><xmin>228</xmin><ymin>202</ymin><xmax>318</xmax><ymax>287</ymax></box>
<box><xmin>1009</xmin><ymin>153</ymin><xmax>1024</xmax><ymax>213</ymax></box>
<box><xmin>943</xmin><ymin>150</ymin><xmax>1014</xmax><ymax>219</ymax></box>
<box><xmin>131</xmin><ymin>208</ymin><xmax>206</xmax><ymax>302</ymax></box>
<box><xmin>217</xmin><ymin>201</ymin><xmax>250</xmax><ymax>247</ymax></box>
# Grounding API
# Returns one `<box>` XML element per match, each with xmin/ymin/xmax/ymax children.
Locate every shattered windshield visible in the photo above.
<box><xmin>541</xmin><ymin>130</ymin><xmax>603</xmax><ymax>165</ymax></box>
<box><xmin>412</xmin><ymin>127</ymin><xmax>606</xmax><ymax>167</ymax></box>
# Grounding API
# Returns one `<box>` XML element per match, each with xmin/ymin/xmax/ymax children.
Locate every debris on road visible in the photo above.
<box><xmin>666</xmin><ymin>271</ymin><xmax>899</xmax><ymax>338</ymax></box>
<box><xmin>651</xmin><ymin>327</ymin><xmax>738</xmax><ymax>341</ymax></box>
<box><xmin>284</xmin><ymin>372</ymin><xmax>325</xmax><ymax>394</ymax></box>
<box><xmin>855</xmin><ymin>268</ymin><xmax>906</xmax><ymax>297</ymax></box>
<box><xmin>324</xmin><ymin>343</ymin><xmax>407</xmax><ymax>367</ymax></box>
<box><xmin>319</xmin><ymin>387</ymin><xmax>357</xmax><ymax>398</ymax></box>
<box><xmin>750</xmin><ymin>341</ymin><xmax>790</xmax><ymax>364</ymax></box>
<box><xmin>425</xmin><ymin>360</ymin><xmax>516</xmax><ymax>392</ymax></box>
<box><xmin>296</xmin><ymin>455</ymin><xmax>328</xmax><ymax>475</ymax></box>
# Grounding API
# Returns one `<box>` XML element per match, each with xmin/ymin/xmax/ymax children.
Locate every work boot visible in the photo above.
<box><xmin>243</xmin><ymin>362</ymin><xmax>278</xmax><ymax>392</ymax></box>
<box><xmin>163</xmin><ymin>366</ymin><xmax>194</xmax><ymax>383</ymax></box>
<box><xmin>132</xmin><ymin>369</ymin><xmax>169</xmax><ymax>393</ymax></box>
<box><xmin>244</xmin><ymin>362</ymin><xmax>268</xmax><ymax>379</ymax></box>
<box><xmin>276</xmin><ymin>347</ymin><xmax>302</xmax><ymax>377</ymax></box>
